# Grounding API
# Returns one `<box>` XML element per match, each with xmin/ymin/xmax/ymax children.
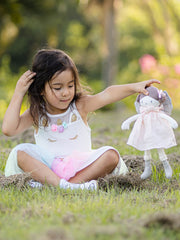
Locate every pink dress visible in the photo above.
<box><xmin>127</xmin><ymin>106</ymin><xmax>177</xmax><ymax>151</ymax></box>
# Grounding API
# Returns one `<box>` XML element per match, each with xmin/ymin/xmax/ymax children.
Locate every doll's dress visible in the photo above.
<box><xmin>5</xmin><ymin>102</ymin><xmax>128</xmax><ymax>179</ymax></box>
<box><xmin>127</xmin><ymin>105</ymin><xmax>177</xmax><ymax>151</ymax></box>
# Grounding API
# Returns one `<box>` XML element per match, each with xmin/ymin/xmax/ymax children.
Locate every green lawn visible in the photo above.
<box><xmin>0</xmin><ymin>108</ymin><xmax>180</xmax><ymax>240</ymax></box>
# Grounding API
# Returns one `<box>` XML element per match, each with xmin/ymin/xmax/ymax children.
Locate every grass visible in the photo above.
<box><xmin>0</xmin><ymin>107</ymin><xmax>180</xmax><ymax>240</ymax></box>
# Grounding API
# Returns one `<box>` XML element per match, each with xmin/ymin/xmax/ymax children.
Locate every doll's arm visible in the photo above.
<box><xmin>159</xmin><ymin>113</ymin><xmax>178</xmax><ymax>129</ymax></box>
<box><xmin>121</xmin><ymin>114</ymin><xmax>139</xmax><ymax>130</ymax></box>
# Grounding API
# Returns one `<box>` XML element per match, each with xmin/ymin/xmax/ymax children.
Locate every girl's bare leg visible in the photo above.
<box><xmin>69</xmin><ymin>150</ymin><xmax>119</xmax><ymax>183</ymax></box>
<box><xmin>17</xmin><ymin>149</ymin><xmax>119</xmax><ymax>186</ymax></box>
<box><xmin>17</xmin><ymin>151</ymin><xmax>60</xmax><ymax>186</ymax></box>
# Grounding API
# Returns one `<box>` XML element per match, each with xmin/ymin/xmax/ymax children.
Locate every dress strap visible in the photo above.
<box><xmin>69</xmin><ymin>101</ymin><xmax>81</xmax><ymax>123</ymax></box>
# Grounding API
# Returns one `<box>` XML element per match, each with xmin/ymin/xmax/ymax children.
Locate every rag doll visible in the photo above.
<box><xmin>121</xmin><ymin>86</ymin><xmax>178</xmax><ymax>179</ymax></box>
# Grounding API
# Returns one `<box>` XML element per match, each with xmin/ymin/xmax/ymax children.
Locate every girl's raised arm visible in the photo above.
<box><xmin>81</xmin><ymin>79</ymin><xmax>160</xmax><ymax>113</ymax></box>
<box><xmin>2</xmin><ymin>70</ymin><xmax>36</xmax><ymax>136</ymax></box>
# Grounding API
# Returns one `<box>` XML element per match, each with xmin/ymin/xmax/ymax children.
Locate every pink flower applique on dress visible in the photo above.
<box><xmin>51</xmin><ymin>121</ymin><xmax>68</xmax><ymax>133</ymax></box>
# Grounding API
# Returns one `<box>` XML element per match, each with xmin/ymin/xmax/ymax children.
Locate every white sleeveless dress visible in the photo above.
<box><xmin>5</xmin><ymin>102</ymin><xmax>128</xmax><ymax>178</ymax></box>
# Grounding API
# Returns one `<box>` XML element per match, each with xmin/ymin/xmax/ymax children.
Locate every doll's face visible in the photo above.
<box><xmin>140</xmin><ymin>96</ymin><xmax>160</xmax><ymax>107</ymax></box>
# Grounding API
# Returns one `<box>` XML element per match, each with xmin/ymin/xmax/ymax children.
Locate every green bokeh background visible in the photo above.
<box><xmin>0</xmin><ymin>0</ymin><xmax>180</xmax><ymax>119</ymax></box>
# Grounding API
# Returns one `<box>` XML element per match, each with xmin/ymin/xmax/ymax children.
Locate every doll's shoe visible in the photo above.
<box><xmin>141</xmin><ymin>160</ymin><xmax>152</xmax><ymax>179</ymax></box>
<box><xmin>162</xmin><ymin>160</ymin><xmax>172</xmax><ymax>179</ymax></box>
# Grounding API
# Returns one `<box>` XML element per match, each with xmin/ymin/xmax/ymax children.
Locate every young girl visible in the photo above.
<box><xmin>2</xmin><ymin>49</ymin><xmax>160</xmax><ymax>190</ymax></box>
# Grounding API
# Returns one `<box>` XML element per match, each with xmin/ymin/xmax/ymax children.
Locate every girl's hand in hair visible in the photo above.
<box><xmin>15</xmin><ymin>70</ymin><xmax>36</xmax><ymax>96</ymax></box>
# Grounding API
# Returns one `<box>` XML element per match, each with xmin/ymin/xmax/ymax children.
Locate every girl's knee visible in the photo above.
<box><xmin>105</xmin><ymin>150</ymin><xmax>119</xmax><ymax>167</ymax></box>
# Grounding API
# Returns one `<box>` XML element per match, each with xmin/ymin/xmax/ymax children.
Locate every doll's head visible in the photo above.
<box><xmin>137</xmin><ymin>86</ymin><xmax>166</xmax><ymax>105</ymax></box>
<box><xmin>135</xmin><ymin>86</ymin><xmax>173</xmax><ymax>115</ymax></box>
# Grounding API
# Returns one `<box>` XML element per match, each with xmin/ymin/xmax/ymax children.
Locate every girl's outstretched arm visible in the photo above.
<box><xmin>80</xmin><ymin>79</ymin><xmax>160</xmax><ymax>113</ymax></box>
<box><xmin>2</xmin><ymin>70</ymin><xmax>36</xmax><ymax>136</ymax></box>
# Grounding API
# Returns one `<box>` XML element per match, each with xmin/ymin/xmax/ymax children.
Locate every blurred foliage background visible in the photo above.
<box><xmin>0</xmin><ymin>0</ymin><xmax>180</xmax><ymax>119</ymax></box>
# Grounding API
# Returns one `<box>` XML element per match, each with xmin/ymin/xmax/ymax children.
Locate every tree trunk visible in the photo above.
<box><xmin>101</xmin><ymin>0</ymin><xmax>117</xmax><ymax>87</ymax></box>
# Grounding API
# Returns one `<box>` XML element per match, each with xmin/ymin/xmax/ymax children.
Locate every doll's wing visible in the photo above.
<box><xmin>134</xmin><ymin>99</ymin><xmax>140</xmax><ymax>113</ymax></box>
<box><xmin>163</xmin><ymin>91</ymin><xmax>173</xmax><ymax>115</ymax></box>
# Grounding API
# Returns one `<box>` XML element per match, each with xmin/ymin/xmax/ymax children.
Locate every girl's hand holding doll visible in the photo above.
<box><xmin>132</xmin><ymin>79</ymin><xmax>160</xmax><ymax>95</ymax></box>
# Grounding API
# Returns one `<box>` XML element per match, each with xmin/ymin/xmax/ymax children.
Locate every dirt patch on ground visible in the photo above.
<box><xmin>168</xmin><ymin>153</ymin><xmax>180</xmax><ymax>163</ymax></box>
<box><xmin>98</xmin><ymin>172</ymin><xmax>145</xmax><ymax>192</ymax></box>
<box><xmin>123</xmin><ymin>153</ymin><xmax>180</xmax><ymax>171</ymax></box>
<box><xmin>0</xmin><ymin>153</ymin><xmax>179</xmax><ymax>191</ymax></box>
<box><xmin>31</xmin><ymin>228</ymin><xmax>73</xmax><ymax>240</ymax></box>
<box><xmin>122</xmin><ymin>155</ymin><xmax>145</xmax><ymax>172</ymax></box>
<box><xmin>143</xmin><ymin>212</ymin><xmax>180</xmax><ymax>231</ymax></box>
<box><xmin>98</xmin><ymin>154</ymin><xmax>180</xmax><ymax>192</ymax></box>
<box><xmin>0</xmin><ymin>173</ymin><xmax>32</xmax><ymax>190</ymax></box>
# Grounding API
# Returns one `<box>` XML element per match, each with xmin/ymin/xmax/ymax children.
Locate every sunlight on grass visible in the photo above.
<box><xmin>0</xmin><ymin>109</ymin><xmax>180</xmax><ymax>240</ymax></box>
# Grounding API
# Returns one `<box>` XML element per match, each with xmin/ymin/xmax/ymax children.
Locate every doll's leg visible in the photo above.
<box><xmin>157</xmin><ymin>148</ymin><xmax>172</xmax><ymax>179</ymax></box>
<box><xmin>141</xmin><ymin>150</ymin><xmax>152</xmax><ymax>179</ymax></box>
<box><xmin>17</xmin><ymin>151</ymin><xmax>97</xmax><ymax>190</ymax></box>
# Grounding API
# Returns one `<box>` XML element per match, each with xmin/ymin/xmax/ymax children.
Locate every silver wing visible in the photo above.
<box><xmin>134</xmin><ymin>95</ymin><xmax>140</xmax><ymax>113</ymax></box>
<box><xmin>163</xmin><ymin>91</ymin><xmax>173</xmax><ymax>115</ymax></box>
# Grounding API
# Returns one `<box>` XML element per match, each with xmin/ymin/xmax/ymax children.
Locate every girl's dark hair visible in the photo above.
<box><xmin>28</xmin><ymin>49</ymin><xmax>86</xmax><ymax>127</ymax></box>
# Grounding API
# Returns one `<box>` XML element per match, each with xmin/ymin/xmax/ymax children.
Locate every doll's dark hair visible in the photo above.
<box><xmin>136</xmin><ymin>86</ymin><xmax>165</xmax><ymax>103</ymax></box>
<box><xmin>28</xmin><ymin>49</ymin><xmax>88</xmax><ymax>127</ymax></box>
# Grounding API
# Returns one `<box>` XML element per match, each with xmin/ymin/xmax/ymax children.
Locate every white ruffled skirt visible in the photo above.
<box><xmin>5</xmin><ymin>143</ymin><xmax>128</xmax><ymax>179</ymax></box>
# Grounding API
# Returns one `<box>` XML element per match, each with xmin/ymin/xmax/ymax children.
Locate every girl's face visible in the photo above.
<box><xmin>43</xmin><ymin>69</ymin><xmax>75</xmax><ymax>114</ymax></box>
